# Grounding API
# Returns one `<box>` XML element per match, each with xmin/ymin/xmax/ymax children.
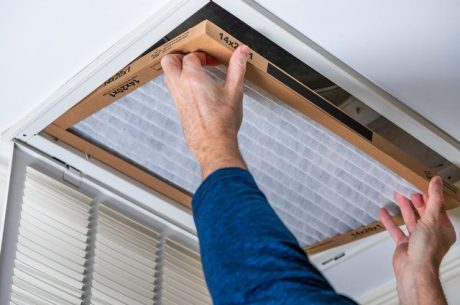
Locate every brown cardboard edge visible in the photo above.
<box><xmin>201</xmin><ymin>20</ymin><xmax>460</xmax><ymax>204</ymax></box>
<box><xmin>53</xmin><ymin>21</ymin><xmax>210</xmax><ymax>129</ymax></box>
<box><xmin>244</xmin><ymin>65</ymin><xmax>460</xmax><ymax>202</ymax></box>
<box><xmin>44</xmin><ymin>20</ymin><xmax>459</xmax><ymax>254</ymax></box>
<box><xmin>305</xmin><ymin>215</ymin><xmax>405</xmax><ymax>255</ymax></box>
<box><xmin>44</xmin><ymin>124</ymin><xmax>192</xmax><ymax>207</ymax></box>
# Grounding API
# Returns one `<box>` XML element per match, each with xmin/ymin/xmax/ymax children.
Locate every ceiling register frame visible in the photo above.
<box><xmin>43</xmin><ymin>20</ymin><xmax>460</xmax><ymax>254</ymax></box>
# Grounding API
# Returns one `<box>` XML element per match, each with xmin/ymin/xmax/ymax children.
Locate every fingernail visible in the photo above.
<box><xmin>240</xmin><ymin>45</ymin><xmax>249</xmax><ymax>59</ymax></box>
<box><xmin>434</xmin><ymin>176</ymin><xmax>442</xmax><ymax>186</ymax></box>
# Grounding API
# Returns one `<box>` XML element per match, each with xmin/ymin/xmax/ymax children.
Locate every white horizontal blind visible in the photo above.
<box><xmin>90</xmin><ymin>205</ymin><xmax>160</xmax><ymax>305</ymax></box>
<box><xmin>161</xmin><ymin>239</ymin><xmax>211</xmax><ymax>305</ymax></box>
<box><xmin>72</xmin><ymin>68</ymin><xmax>418</xmax><ymax>246</ymax></box>
<box><xmin>10</xmin><ymin>167</ymin><xmax>92</xmax><ymax>305</ymax></box>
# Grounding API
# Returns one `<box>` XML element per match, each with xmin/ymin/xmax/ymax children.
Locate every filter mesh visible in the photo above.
<box><xmin>10</xmin><ymin>167</ymin><xmax>91</xmax><ymax>305</ymax></box>
<box><xmin>91</xmin><ymin>205</ymin><xmax>160</xmax><ymax>305</ymax></box>
<box><xmin>72</xmin><ymin>68</ymin><xmax>418</xmax><ymax>246</ymax></box>
<box><xmin>161</xmin><ymin>239</ymin><xmax>212</xmax><ymax>305</ymax></box>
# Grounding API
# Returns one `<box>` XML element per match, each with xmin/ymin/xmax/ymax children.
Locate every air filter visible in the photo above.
<box><xmin>71</xmin><ymin>70</ymin><xmax>415</xmax><ymax>247</ymax></box>
<box><xmin>45</xmin><ymin>20</ymin><xmax>460</xmax><ymax>252</ymax></box>
<box><xmin>161</xmin><ymin>238</ymin><xmax>211</xmax><ymax>305</ymax></box>
<box><xmin>91</xmin><ymin>205</ymin><xmax>160</xmax><ymax>305</ymax></box>
<box><xmin>10</xmin><ymin>167</ymin><xmax>91</xmax><ymax>304</ymax></box>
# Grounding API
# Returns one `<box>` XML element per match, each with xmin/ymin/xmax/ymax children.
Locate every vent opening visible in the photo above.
<box><xmin>42</xmin><ymin>3</ymin><xmax>460</xmax><ymax>253</ymax></box>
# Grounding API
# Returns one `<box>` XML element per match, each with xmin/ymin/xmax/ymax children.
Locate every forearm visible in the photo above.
<box><xmin>162</xmin><ymin>47</ymin><xmax>357</xmax><ymax>304</ymax></box>
<box><xmin>398</xmin><ymin>269</ymin><xmax>447</xmax><ymax>305</ymax></box>
<box><xmin>197</xmin><ymin>139</ymin><xmax>246</xmax><ymax>179</ymax></box>
<box><xmin>192</xmin><ymin>167</ymin><xmax>357</xmax><ymax>304</ymax></box>
<box><xmin>415</xmin><ymin>275</ymin><xmax>448</xmax><ymax>305</ymax></box>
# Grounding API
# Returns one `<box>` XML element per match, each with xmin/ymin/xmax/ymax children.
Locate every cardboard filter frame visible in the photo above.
<box><xmin>44</xmin><ymin>20</ymin><xmax>460</xmax><ymax>254</ymax></box>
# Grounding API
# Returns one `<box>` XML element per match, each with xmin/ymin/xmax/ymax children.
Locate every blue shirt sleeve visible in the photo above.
<box><xmin>192</xmin><ymin>167</ymin><xmax>358</xmax><ymax>305</ymax></box>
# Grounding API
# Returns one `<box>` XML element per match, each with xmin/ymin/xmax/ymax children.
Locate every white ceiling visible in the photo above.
<box><xmin>255</xmin><ymin>0</ymin><xmax>460</xmax><ymax>142</ymax></box>
<box><xmin>0</xmin><ymin>0</ymin><xmax>172</xmax><ymax>137</ymax></box>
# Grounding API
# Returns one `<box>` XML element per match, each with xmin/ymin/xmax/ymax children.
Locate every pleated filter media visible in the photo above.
<box><xmin>71</xmin><ymin>68</ymin><xmax>418</xmax><ymax>247</ymax></box>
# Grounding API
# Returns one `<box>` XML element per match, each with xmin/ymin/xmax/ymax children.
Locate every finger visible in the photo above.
<box><xmin>439</xmin><ymin>209</ymin><xmax>455</xmax><ymax>229</ymax></box>
<box><xmin>411</xmin><ymin>193</ymin><xmax>426</xmax><ymax>217</ymax></box>
<box><xmin>182</xmin><ymin>52</ymin><xmax>207</xmax><ymax>72</ymax></box>
<box><xmin>205</xmin><ymin>54</ymin><xmax>220</xmax><ymax>66</ymax></box>
<box><xmin>161</xmin><ymin>54</ymin><xmax>184</xmax><ymax>79</ymax></box>
<box><xmin>394</xmin><ymin>242</ymin><xmax>409</xmax><ymax>258</ymax></box>
<box><xmin>224</xmin><ymin>45</ymin><xmax>249</xmax><ymax>91</ymax></box>
<box><xmin>425</xmin><ymin>176</ymin><xmax>444</xmax><ymax>220</ymax></box>
<box><xmin>423</xmin><ymin>193</ymin><xmax>429</xmax><ymax>203</ymax></box>
<box><xmin>380</xmin><ymin>208</ymin><xmax>407</xmax><ymax>245</ymax></box>
<box><xmin>395</xmin><ymin>193</ymin><xmax>417</xmax><ymax>233</ymax></box>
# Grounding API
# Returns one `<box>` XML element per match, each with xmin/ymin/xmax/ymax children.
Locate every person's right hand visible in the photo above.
<box><xmin>380</xmin><ymin>176</ymin><xmax>456</xmax><ymax>305</ymax></box>
<box><xmin>161</xmin><ymin>46</ymin><xmax>250</xmax><ymax>179</ymax></box>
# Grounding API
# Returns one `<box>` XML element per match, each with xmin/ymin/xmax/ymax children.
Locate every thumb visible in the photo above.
<box><xmin>425</xmin><ymin>176</ymin><xmax>444</xmax><ymax>220</ymax></box>
<box><xmin>224</xmin><ymin>45</ymin><xmax>249</xmax><ymax>91</ymax></box>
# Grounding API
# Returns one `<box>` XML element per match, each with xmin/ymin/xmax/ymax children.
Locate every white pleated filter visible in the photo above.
<box><xmin>91</xmin><ymin>204</ymin><xmax>160</xmax><ymax>305</ymax></box>
<box><xmin>10</xmin><ymin>167</ymin><xmax>91</xmax><ymax>305</ymax></box>
<box><xmin>72</xmin><ymin>68</ymin><xmax>419</xmax><ymax>246</ymax></box>
<box><xmin>161</xmin><ymin>239</ymin><xmax>211</xmax><ymax>305</ymax></box>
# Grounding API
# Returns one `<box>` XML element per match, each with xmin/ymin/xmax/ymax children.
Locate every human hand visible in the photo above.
<box><xmin>380</xmin><ymin>176</ymin><xmax>456</xmax><ymax>305</ymax></box>
<box><xmin>161</xmin><ymin>45</ymin><xmax>250</xmax><ymax>179</ymax></box>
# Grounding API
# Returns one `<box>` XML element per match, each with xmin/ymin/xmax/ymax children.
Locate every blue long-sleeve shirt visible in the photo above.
<box><xmin>192</xmin><ymin>167</ymin><xmax>358</xmax><ymax>305</ymax></box>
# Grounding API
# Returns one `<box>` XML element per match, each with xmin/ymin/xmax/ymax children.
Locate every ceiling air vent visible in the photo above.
<box><xmin>43</xmin><ymin>19</ymin><xmax>460</xmax><ymax>254</ymax></box>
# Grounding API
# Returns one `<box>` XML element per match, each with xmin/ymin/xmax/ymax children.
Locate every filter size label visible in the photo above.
<box><xmin>218</xmin><ymin>32</ymin><xmax>254</xmax><ymax>60</ymax></box>
<box><xmin>350</xmin><ymin>223</ymin><xmax>383</xmax><ymax>238</ymax></box>
<box><xmin>103</xmin><ymin>78</ymin><xmax>140</xmax><ymax>98</ymax></box>
<box><xmin>103</xmin><ymin>66</ymin><xmax>131</xmax><ymax>87</ymax></box>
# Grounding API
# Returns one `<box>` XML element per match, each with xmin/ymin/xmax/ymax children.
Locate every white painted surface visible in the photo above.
<box><xmin>254</xmin><ymin>0</ymin><xmax>460</xmax><ymax>142</ymax></box>
<box><xmin>0</xmin><ymin>142</ymin><xmax>11</xmax><ymax>159</ymax></box>
<box><xmin>0</xmin><ymin>0</ymin><xmax>201</xmax><ymax>137</ymax></box>
<box><xmin>0</xmin><ymin>151</ymin><xmax>10</xmax><ymax>235</ymax></box>
<box><xmin>444</xmin><ymin>276</ymin><xmax>460</xmax><ymax>305</ymax></box>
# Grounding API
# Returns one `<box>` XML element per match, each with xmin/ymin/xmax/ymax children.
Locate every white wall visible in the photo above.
<box><xmin>0</xmin><ymin>148</ymin><xmax>10</xmax><ymax>228</ymax></box>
